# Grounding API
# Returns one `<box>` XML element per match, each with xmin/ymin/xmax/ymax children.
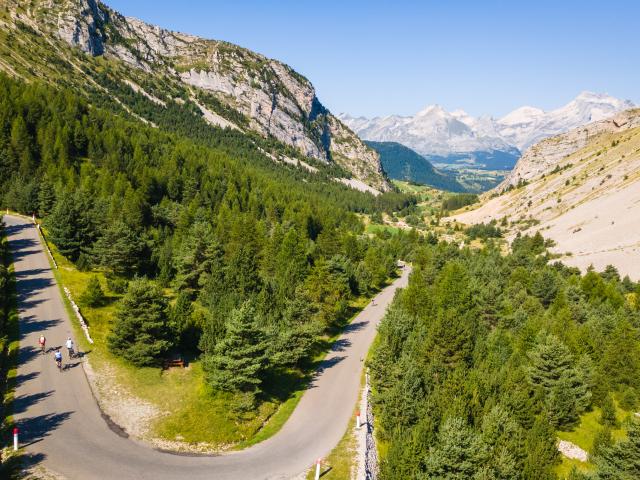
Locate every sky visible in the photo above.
<box><xmin>106</xmin><ymin>0</ymin><xmax>639</xmax><ymax>118</ymax></box>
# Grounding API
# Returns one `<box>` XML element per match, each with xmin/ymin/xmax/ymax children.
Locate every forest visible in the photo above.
<box><xmin>1</xmin><ymin>70</ymin><xmax>639</xmax><ymax>478</ymax></box>
<box><xmin>0</xmin><ymin>73</ymin><xmax>422</xmax><ymax>405</ymax></box>
<box><xmin>370</xmin><ymin>233</ymin><xmax>640</xmax><ymax>479</ymax></box>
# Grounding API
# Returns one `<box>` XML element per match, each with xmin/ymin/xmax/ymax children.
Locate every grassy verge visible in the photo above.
<box><xmin>39</xmin><ymin>225</ymin><xmax>395</xmax><ymax>449</ymax></box>
<box><xmin>555</xmin><ymin>402</ymin><xmax>631</xmax><ymax>478</ymax></box>
<box><xmin>0</xmin><ymin>217</ymin><xmax>22</xmax><ymax>475</ymax></box>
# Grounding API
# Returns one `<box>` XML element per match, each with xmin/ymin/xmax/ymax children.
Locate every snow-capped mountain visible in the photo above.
<box><xmin>339</xmin><ymin>92</ymin><xmax>635</xmax><ymax>166</ymax></box>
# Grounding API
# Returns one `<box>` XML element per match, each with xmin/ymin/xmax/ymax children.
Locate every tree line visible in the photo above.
<box><xmin>370</xmin><ymin>233</ymin><xmax>640</xmax><ymax>479</ymax></box>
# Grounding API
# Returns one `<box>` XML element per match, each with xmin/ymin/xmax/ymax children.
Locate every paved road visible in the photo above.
<box><xmin>5</xmin><ymin>214</ymin><xmax>410</xmax><ymax>480</ymax></box>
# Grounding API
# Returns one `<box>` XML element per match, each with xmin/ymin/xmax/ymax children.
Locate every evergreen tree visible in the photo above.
<box><xmin>203</xmin><ymin>302</ymin><xmax>267</xmax><ymax>394</ymax></box>
<box><xmin>94</xmin><ymin>220</ymin><xmax>145</xmax><ymax>277</ymax></box>
<box><xmin>528</xmin><ymin>334</ymin><xmax>590</xmax><ymax>427</ymax></box>
<box><xmin>594</xmin><ymin>418</ymin><xmax>640</xmax><ymax>480</ymax></box>
<box><xmin>80</xmin><ymin>276</ymin><xmax>105</xmax><ymax>307</ymax></box>
<box><xmin>108</xmin><ymin>279</ymin><xmax>172</xmax><ymax>366</ymax></box>
<box><xmin>421</xmin><ymin>417</ymin><xmax>486</xmax><ymax>479</ymax></box>
<box><xmin>599</xmin><ymin>393</ymin><xmax>618</xmax><ymax>427</ymax></box>
<box><xmin>37</xmin><ymin>179</ymin><xmax>56</xmax><ymax>217</ymax></box>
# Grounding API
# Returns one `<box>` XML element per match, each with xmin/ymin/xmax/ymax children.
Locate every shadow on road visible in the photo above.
<box><xmin>19</xmin><ymin>317</ymin><xmax>61</xmax><ymax>340</ymax></box>
<box><xmin>17</xmin><ymin>411</ymin><xmax>74</xmax><ymax>446</ymax></box>
<box><xmin>5</xmin><ymin>222</ymin><xmax>34</xmax><ymax>235</ymax></box>
<box><xmin>343</xmin><ymin>320</ymin><xmax>367</xmax><ymax>333</ymax></box>
<box><xmin>12</xmin><ymin>390</ymin><xmax>55</xmax><ymax>415</ymax></box>
<box><xmin>13</xmin><ymin>371</ymin><xmax>40</xmax><ymax>389</ymax></box>
<box><xmin>331</xmin><ymin>338</ymin><xmax>352</xmax><ymax>352</ymax></box>
<box><xmin>17</xmin><ymin>346</ymin><xmax>45</xmax><ymax>366</ymax></box>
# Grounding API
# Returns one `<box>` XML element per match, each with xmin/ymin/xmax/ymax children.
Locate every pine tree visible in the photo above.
<box><xmin>528</xmin><ymin>334</ymin><xmax>590</xmax><ymax>427</ymax></box>
<box><xmin>37</xmin><ymin>179</ymin><xmax>56</xmax><ymax>217</ymax></box>
<box><xmin>599</xmin><ymin>393</ymin><xmax>618</xmax><ymax>427</ymax></box>
<box><xmin>522</xmin><ymin>416</ymin><xmax>559</xmax><ymax>479</ymax></box>
<box><xmin>108</xmin><ymin>279</ymin><xmax>172</xmax><ymax>366</ymax></box>
<box><xmin>421</xmin><ymin>417</ymin><xmax>487</xmax><ymax>479</ymax></box>
<box><xmin>80</xmin><ymin>276</ymin><xmax>105</xmax><ymax>307</ymax></box>
<box><xmin>594</xmin><ymin>418</ymin><xmax>640</xmax><ymax>480</ymax></box>
<box><xmin>94</xmin><ymin>220</ymin><xmax>144</xmax><ymax>277</ymax></box>
<box><xmin>203</xmin><ymin>302</ymin><xmax>267</xmax><ymax>394</ymax></box>
<box><xmin>45</xmin><ymin>191</ymin><xmax>83</xmax><ymax>260</ymax></box>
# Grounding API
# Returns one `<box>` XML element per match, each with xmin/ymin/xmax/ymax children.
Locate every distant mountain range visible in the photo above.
<box><xmin>340</xmin><ymin>92</ymin><xmax>635</xmax><ymax>170</ymax></box>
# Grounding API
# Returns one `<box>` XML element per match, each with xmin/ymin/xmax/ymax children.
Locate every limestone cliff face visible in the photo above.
<box><xmin>29</xmin><ymin>0</ymin><xmax>390</xmax><ymax>191</ymax></box>
<box><xmin>500</xmin><ymin>109</ymin><xmax>640</xmax><ymax>190</ymax></box>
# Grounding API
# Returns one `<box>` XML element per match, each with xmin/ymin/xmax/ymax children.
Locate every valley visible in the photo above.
<box><xmin>0</xmin><ymin>1</ymin><xmax>639</xmax><ymax>480</ymax></box>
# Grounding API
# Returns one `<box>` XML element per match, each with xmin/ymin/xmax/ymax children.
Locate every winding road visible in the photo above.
<box><xmin>5</xmin><ymin>214</ymin><xmax>410</xmax><ymax>480</ymax></box>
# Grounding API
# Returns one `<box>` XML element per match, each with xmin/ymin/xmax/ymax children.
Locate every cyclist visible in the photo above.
<box><xmin>65</xmin><ymin>337</ymin><xmax>75</xmax><ymax>359</ymax></box>
<box><xmin>54</xmin><ymin>349</ymin><xmax>63</xmax><ymax>371</ymax></box>
<box><xmin>38</xmin><ymin>334</ymin><xmax>46</xmax><ymax>354</ymax></box>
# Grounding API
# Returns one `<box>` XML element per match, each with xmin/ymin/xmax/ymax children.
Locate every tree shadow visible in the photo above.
<box><xmin>314</xmin><ymin>355</ymin><xmax>346</xmax><ymax>378</ymax></box>
<box><xmin>13</xmin><ymin>371</ymin><xmax>40</xmax><ymax>389</ymax></box>
<box><xmin>19</xmin><ymin>317</ymin><xmax>61</xmax><ymax>339</ymax></box>
<box><xmin>343</xmin><ymin>320</ymin><xmax>367</xmax><ymax>334</ymax></box>
<box><xmin>5</xmin><ymin>222</ymin><xmax>34</xmax><ymax>236</ymax></box>
<box><xmin>17</xmin><ymin>411</ymin><xmax>74</xmax><ymax>446</ymax></box>
<box><xmin>331</xmin><ymin>338</ymin><xmax>352</xmax><ymax>352</ymax></box>
<box><xmin>12</xmin><ymin>391</ymin><xmax>54</xmax><ymax>415</ymax></box>
<box><xmin>18</xmin><ymin>345</ymin><xmax>44</xmax><ymax>365</ymax></box>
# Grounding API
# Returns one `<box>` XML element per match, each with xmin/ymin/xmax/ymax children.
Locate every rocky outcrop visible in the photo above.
<box><xmin>56</xmin><ymin>0</ymin><xmax>106</xmax><ymax>56</ymax></box>
<box><xmin>500</xmin><ymin>108</ymin><xmax>640</xmax><ymax>190</ymax></box>
<box><xmin>35</xmin><ymin>0</ymin><xmax>390</xmax><ymax>191</ymax></box>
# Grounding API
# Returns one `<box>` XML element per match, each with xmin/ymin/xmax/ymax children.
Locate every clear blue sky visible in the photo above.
<box><xmin>106</xmin><ymin>0</ymin><xmax>639</xmax><ymax>118</ymax></box>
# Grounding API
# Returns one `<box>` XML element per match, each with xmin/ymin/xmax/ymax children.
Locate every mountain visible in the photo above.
<box><xmin>339</xmin><ymin>93</ymin><xmax>635</xmax><ymax>171</ymax></box>
<box><xmin>365</xmin><ymin>141</ymin><xmax>465</xmax><ymax>192</ymax></box>
<box><xmin>451</xmin><ymin>108</ymin><xmax>640</xmax><ymax>279</ymax></box>
<box><xmin>0</xmin><ymin>0</ymin><xmax>390</xmax><ymax>192</ymax></box>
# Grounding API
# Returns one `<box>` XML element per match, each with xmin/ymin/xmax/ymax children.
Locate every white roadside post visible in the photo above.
<box><xmin>356</xmin><ymin>410</ymin><xmax>361</xmax><ymax>429</ymax></box>
<box><xmin>13</xmin><ymin>426</ymin><xmax>19</xmax><ymax>451</ymax></box>
<box><xmin>314</xmin><ymin>458</ymin><xmax>321</xmax><ymax>480</ymax></box>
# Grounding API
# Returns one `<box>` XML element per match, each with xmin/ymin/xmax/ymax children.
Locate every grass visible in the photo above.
<box><xmin>37</xmin><ymin>224</ymin><xmax>393</xmax><ymax>450</ymax></box>
<box><xmin>554</xmin><ymin>402</ymin><xmax>631</xmax><ymax>478</ymax></box>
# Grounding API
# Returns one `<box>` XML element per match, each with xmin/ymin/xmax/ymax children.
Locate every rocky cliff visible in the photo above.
<box><xmin>500</xmin><ymin>109</ymin><xmax>640</xmax><ymax>190</ymax></box>
<box><xmin>0</xmin><ymin>0</ymin><xmax>390</xmax><ymax>192</ymax></box>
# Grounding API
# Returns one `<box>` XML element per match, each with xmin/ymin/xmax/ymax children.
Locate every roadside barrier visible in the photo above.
<box><xmin>63</xmin><ymin>286</ymin><xmax>94</xmax><ymax>345</ymax></box>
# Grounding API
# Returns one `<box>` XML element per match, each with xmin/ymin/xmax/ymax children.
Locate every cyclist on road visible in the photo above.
<box><xmin>66</xmin><ymin>337</ymin><xmax>75</xmax><ymax>359</ymax></box>
<box><xmin>38</xmin><ymin>334</ymin><xmax>46</xmax><ymax>354</ymax></box>
<box><xmin>54</xmin><ymin>349</ymin><xmax>63</xmax><ymax>371</ymax></box>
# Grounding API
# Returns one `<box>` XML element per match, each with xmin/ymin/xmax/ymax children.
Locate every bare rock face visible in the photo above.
<box><xmin>40</xmin><ymin>0</ymin><xmax>389</xmax><ymax>191</ymax></box>
<box><xmin>501</xmin><ymin>109</ymin><xmax>640</xmax><ymax>190</ymax></box>
<box><xmin>56</xmin><ymin>0</ymin><xmax>105</xmax><ymax>56</ymax></box>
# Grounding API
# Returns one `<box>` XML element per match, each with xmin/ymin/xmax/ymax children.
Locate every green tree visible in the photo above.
<box><xmin>79</xmin><ymin>276</ymin><xmax>105</xmax><ymax>307</ymax></box>
<box><xmin>599</xmin><ymin>393</ymin><xmax>618</xmax><ymax>427</ymax></box>
<box><xmin>528</xmin><ymin>334</ymin><xmax>590</xmax><ymax>427</ymax></box>
<box><xmin>94</xmin><ymin>220</ymin><xmax>145</xmax><ymax>277</ymax></box>
<box><xmin>108</xmin><ymin>279</ymin><xmax>172</xmax><ymax>366</ymax></box>
<box><xmin>594</xmin><ymin>418</ymin><xmax>640</xmax><ymax>480</ymax></box>
<box><xmin>421</xmin><ymin>417</ymin><xmax>486</xmax><ymax>479</ymax></box>
<box><xmin>203</xmin><ymin>302</ymin><xmax>267</xmax><ymax>394</ymax></box>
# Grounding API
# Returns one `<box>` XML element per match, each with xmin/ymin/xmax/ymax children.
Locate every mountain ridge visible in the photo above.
<box><xmin>339</xmin><ymin>92</ymin><xmax>635</xmax><ymax>167</ymax></box>
<box><xmin>0</xmin><ymin>0</ymin><xmax>391</xmax><ymax>192</ymax></box>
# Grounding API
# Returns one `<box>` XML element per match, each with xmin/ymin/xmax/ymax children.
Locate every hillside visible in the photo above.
<box><xmin>365</xmin><ymin>141</ymin><xmax>465</xmax><ymax>192</ymax></box>
<box><xmin>0</xmin><ymin>0</ymin><xmax>390</xmax><ymax>192</ymax></box>
<box><xmin>452</xmin><ymin>108</ymin><xmax>640</xmax><ymax>279</ymax></box>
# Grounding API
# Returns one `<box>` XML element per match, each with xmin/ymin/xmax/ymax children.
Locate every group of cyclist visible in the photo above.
<box><xmin>38</xmin><ymin>334</ymin><xmax>76</xmax><ymax>371</ymax></box>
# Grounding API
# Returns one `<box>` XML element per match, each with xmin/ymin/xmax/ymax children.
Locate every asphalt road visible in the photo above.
<box><xmin>5</xmin><ymin>214</ymin><xmax>410</xmax><ymax>480</ymax></box>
